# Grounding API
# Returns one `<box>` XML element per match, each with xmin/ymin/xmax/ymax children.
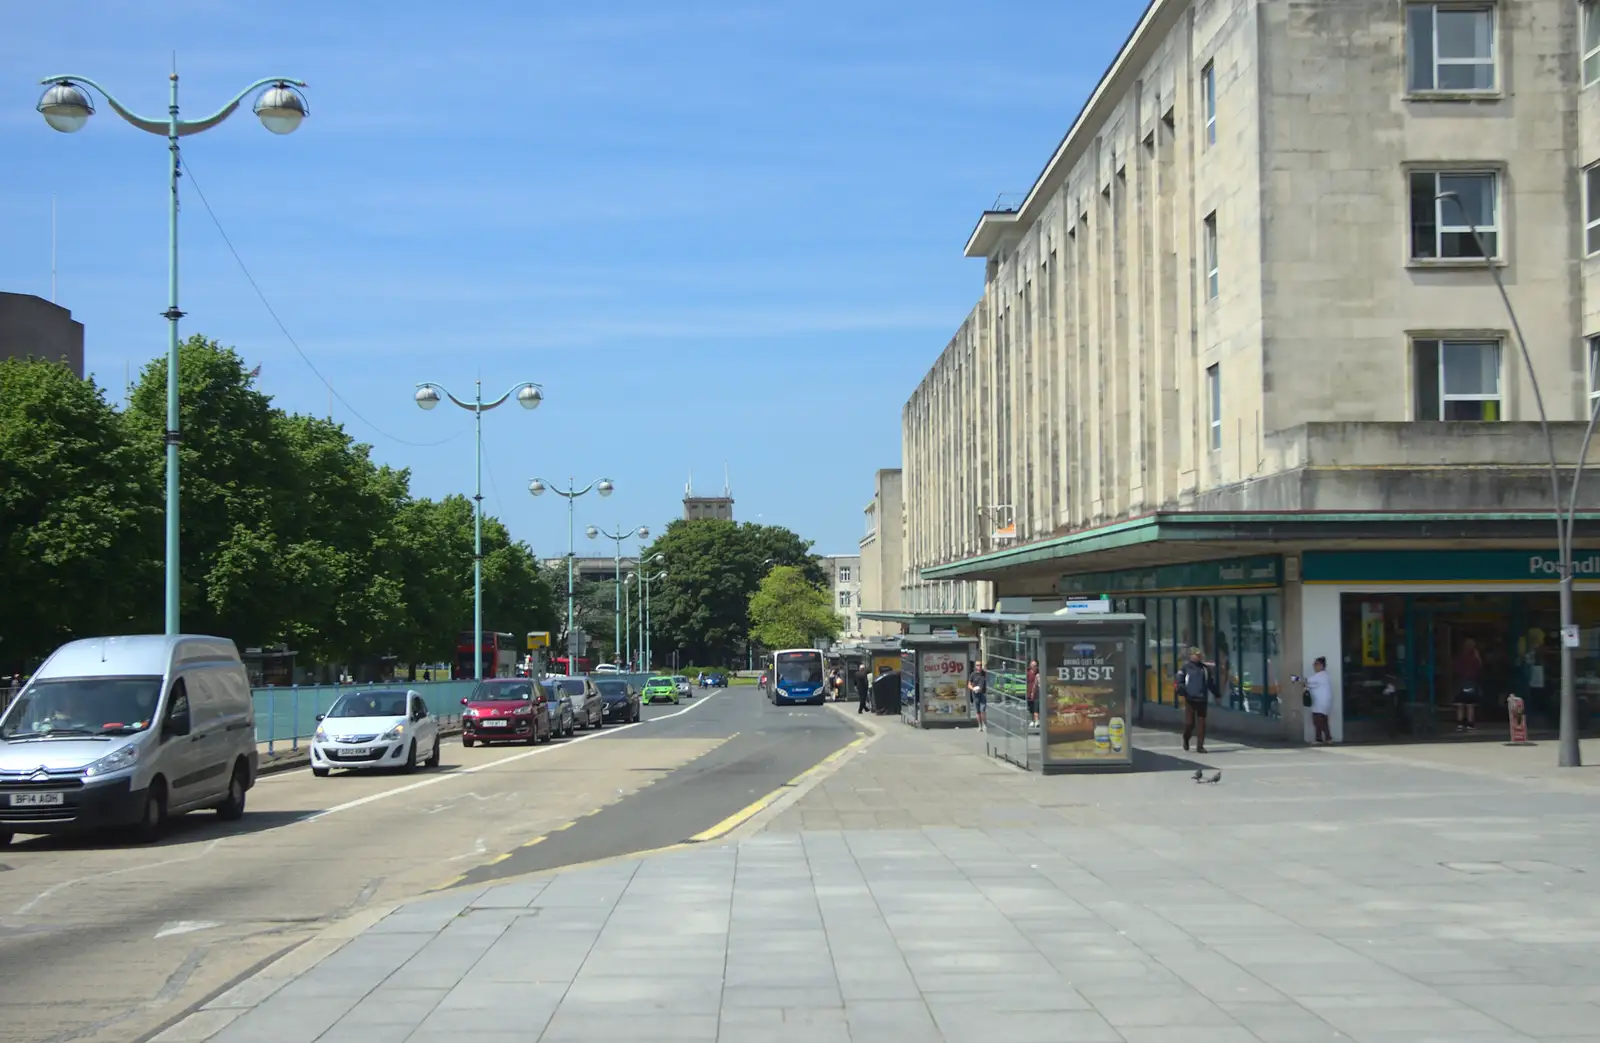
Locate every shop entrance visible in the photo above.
<box><xmin>1340</xmin><ymin>592</ymin><xmax>1570</xmax><ymax>740</ymax></box>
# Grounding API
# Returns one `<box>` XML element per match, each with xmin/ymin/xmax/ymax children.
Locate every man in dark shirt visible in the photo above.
<box><xmin>968</xmin><ymin>661</ymin><xmax>989</xmax><ymax>732</ymax></box>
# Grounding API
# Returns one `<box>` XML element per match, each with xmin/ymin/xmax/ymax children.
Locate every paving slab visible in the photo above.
<box><xmin>158</xmin><ymin>714</ymin><xmax>1600</xmax><ymax>1042</ymax></box>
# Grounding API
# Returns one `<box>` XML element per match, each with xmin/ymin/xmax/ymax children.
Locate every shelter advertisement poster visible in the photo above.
<box><xmin>1042</xmin><ymin>636</ymin><xmax>1131</xmax><ymax>764</ymax></box>
<box><xmin>871</xmin><ymin>654</ymin><xmax>901</xmax><ymax>679</ymax></box>
<box><xmin>918</xmin><ymin>650</ymin><xmax>970</xmax><ymax>721</ymax></box>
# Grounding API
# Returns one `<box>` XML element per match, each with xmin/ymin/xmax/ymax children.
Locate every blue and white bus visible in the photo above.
<box><xmin>767</xmin><ymin>648</ymin><xmax>826</xmax><ymax>706</ymax></box>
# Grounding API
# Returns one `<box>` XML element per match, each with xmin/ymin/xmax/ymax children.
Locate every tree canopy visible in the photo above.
<box><xmin>747</xmin><ymin>565</ymin><xmax>844</xmax><ymax>651</ymax></box>
<box><xmin>0</xmin><ymin>337</ymin><xmax>557</xmax><ymax>674</ymax></box>
<box><xmin>640</xmin><ymin>519</ymin><xmax>824</xmax><ymax>666</ymax></box>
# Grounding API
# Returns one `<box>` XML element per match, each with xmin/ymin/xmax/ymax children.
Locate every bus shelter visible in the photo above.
<box><xmin>899</xmin><ymin>633</ymin><xmax>980</xmax><ymax>729</ymax></box>
<box><xmin>857</xmin><ymin>638</ymin><xmax>902</xmax><ymax>712</ymax></box>
<box><xmin>971</xmin><ymin>609</ymin><xmax>1146</xmax><ymax>774</ymax></box>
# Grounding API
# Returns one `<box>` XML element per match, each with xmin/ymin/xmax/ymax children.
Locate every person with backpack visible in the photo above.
<box><xmin>1175</xmin><ymin>646</ymin><xmax>1218</xmax><ymax>753</ymax></box>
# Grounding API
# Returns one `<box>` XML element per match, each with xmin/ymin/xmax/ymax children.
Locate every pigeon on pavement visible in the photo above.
<box><xmin>1191</xmin><ymin>769</ymin><xmax>1204</xmax><ymax>782</ymax></box>
<box><xmin>1206</xmin><ymin>771</ymin><xmax>1222</xmax><ymax>784</ymax></box>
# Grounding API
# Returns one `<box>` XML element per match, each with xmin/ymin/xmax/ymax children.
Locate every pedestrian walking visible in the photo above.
<box><xmin>1455</xmin><ymin>638</ymin><xmax>1483</xmax><ymax>732</ymax></box>
<box><xmin>1025</xmin><ymin>659</ymin><xmax>1041</xmax><ymax>731</ymax></box>
<box><xmin>1176</xmin><ymin>647</ymin><xmax>1218</xmax><ymax>753</ymax></box>
<box><xmin>967</xmin><ymin>661</ymin><xmax>989</xmax><ymax>732</ymax></box>
<box><xmin>1304</xmin><ymin>656</ymin><xmax>1333</xmax><ymax>743</ymax></box>
<box><xmin>856</xmin><ymin>667</ymin><xmax>870</xmax><ymax>714</ymax></box>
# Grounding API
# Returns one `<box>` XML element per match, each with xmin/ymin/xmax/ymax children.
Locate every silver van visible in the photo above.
<box><xmin>0</xmin><ymin>635</ymin><xmax>259</xmax><ymax>845</ymax></box>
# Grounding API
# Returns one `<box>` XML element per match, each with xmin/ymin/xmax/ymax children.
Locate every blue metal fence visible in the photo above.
<box><xmin>249</xmin><ymin>672</ymin><xmax>676</xmax><ymax>750</ymax></box>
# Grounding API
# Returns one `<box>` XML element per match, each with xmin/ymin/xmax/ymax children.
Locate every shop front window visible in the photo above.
<box><xmin>1217</xmin><ymin>596</ymin><xmax>1242</xmax><ymax>711</ymax></box>
<box><xmin>1263</xmin><ymin>592</ymin><xmax>1282</xmax><ymax>719</ymax></box>
<box><xmin>1172</xmin><ymin>597</ymin><xmax>1194</xmax><ymax>708</ymax></box>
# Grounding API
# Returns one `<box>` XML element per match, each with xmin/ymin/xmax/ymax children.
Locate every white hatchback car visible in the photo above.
<box><xmin>311</xmin><ymin>688</ymin><xmax>441</xmax><ymax>776</ymax></box>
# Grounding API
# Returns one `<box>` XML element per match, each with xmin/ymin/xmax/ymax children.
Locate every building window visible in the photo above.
<box><xmin>1406</xmin><ymin>3</ymin><xmax>1496</xmax><ymax>93</ymax></box>
<box><xmin>1589</xmin><ymin>335</ymin><xmax>1600</xmax><ymax>407</ymax></box>
<box><xmin>1414</xmin><ymin>338</ymin><xmax>1502</xmax><ymax>420</ymax></box>
<box><xmin>1587</xmin><ymin>166</ymin><xmax>1600</xmax><ymax>256</ymax></box>
<box><xmin>838</xmin><ymin>566</ymin><xmax>851</xmax><ymax>583</ymax></box>
<box><xmin>1203</xmin><ymin>212</ymin><xmax>1219</xmax><ymax>299</ymax></box>
<box><xmin>1408</xmin><ymin>171</ymin><xmax>1498</xmax><ymax>260</ymax></box>
<box><xmin>1586</xmin><ymin>1</ymin><xmax>1600</xmax><ymax>86</ymax></box>
<box><xmin>1201</xmin><ymin>61</ymin><xmax>1216</xmax><ymax>146</ymax></box>
<box><xmin>838</xmin><ymin>590</ymin><xmax>852</xmax><ymax>608</ymax></box>
<box><xmin>1206</xmin><ymin>364</ymin><xmax>1222</xmax><ymax>450</ymax></box>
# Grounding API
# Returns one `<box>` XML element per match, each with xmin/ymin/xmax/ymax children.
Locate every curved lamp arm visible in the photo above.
<box><xmin>591</xmin><ymin>524</ymin><xmax>649</xmax><ymax>541</ymax></box>
<box><xmin>479</xmin><ymin>381</ymin><xmax>542</xmax><ymax>412</ymax></box>
<box><xmin>529</xmin><ymin>478</ymin><xmax>612</xmax><ymax>500</ymax></box>
<box><xmin>39</xmin><ymin>74</ymin><xmax>308</xmax><ymax>137</ymax></box>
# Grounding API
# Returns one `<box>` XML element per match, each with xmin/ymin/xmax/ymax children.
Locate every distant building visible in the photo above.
<box><xmin>0</xmin><ymin>292</ymin><xmax>84</xmax><ymax>378</ymax></box>
<box><xmin>540</xmin><ymin>557</ymin><xmax>637</xmax><ymax>586</ymax></box>
<box><xmin>857</xmin><ymin>469</ymin><xmax>904</xmax><ymax>637</ymax></box>
<box><xmin>683</xmin><ymin>470</ymin><xmax>734</xmax><ymax>522</ymax></box>
<box><xmin>822</xmin><ymin>555</ymin><xmax>862</xmax><ymax>637</ymax></box>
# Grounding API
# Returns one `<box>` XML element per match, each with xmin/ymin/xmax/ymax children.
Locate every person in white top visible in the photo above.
<box><xmin>1306</xmin><ymin>656</ymin><xmax>1334</xmax><ymax>744</ymax></box>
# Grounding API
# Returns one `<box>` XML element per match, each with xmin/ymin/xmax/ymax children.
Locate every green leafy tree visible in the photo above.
<box><xmin>0</xmin><ymin>358</ymin><xmax>159</xmax><ymax>668</ymax></box>
<box><xmin>641</xmin><ymin>519</ymin><xmax>824</xmax><ymax>665</ymax></box>
<box><xmin>747</xmin><ymin>565</ymin><xmax>844</xmax><ymax>651</ymax></box>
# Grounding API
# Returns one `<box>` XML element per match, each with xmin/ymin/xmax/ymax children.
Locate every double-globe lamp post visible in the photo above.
<box><xmin>36</xmin><ymin>72</ymin><xmax>310</xmax><ymax>635</ymax></box>
<box><xmin>529</xmin><ymin>478</ymin><xmax>614</xmax><ymax>675</ymax></box>
<box><xmin>416</xmin><ymin>381</ymin><xmax>544</xmax><ymax>681</ymax></box>
<box><xmin>1438</xmin><ymin>190</ymin><xmax>1593</xmax><ymax>768</ymax></box>
<box><xmin>587</xmin><ymin>525</ymin><xmax>649</xmax><ymax>668</ymax></box>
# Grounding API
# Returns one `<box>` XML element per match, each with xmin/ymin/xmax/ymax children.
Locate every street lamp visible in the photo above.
<box><xmin>529</xmin><ymin>477</ymin><xmax>614</xmax><ymax>674</ymax></box>
<box><xmin>588</xmin><ymin>524</ymin><xmax>649</xmax><ymax>669</ymax></box>
<box><xmin>36</xmin><ymin>72</ymin><xmax>309</xmax><ymax>635</ymax></box>
<box><xmin>1438</xmin><ymin>190</ymin><xmax>1593</xmax><ymax>768</ymax></box>
<box><xmin>643</xmin><ymin>568</ymin><xmax>667</xmax><ymax>672</ymax></box>
<box><xmin>415</xmin><ymin>380</ymin><xmax>543</xmax><ymax>681</ymax></box>
<box><xmin>623</xmin><ymin>572</ymin><xmax>636</xmax><ymax>670</ymax></box>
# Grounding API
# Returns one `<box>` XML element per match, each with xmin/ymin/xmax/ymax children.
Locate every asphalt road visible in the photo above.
<box><xmin>0</xmin><ymin>685</ymin><xmax>855</xmax><ymax>1043</ymax></box>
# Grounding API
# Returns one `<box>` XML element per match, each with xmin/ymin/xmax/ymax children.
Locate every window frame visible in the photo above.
<box><xmin>1206</xmin><ymin>363</ymin><xmax>1222</xmax><ymax>451</ymax></box>
<box><xmin>1408</xmin><ymin>169</ymin><xmax>1501</xmax><ymax>262</ymax></box>
<box><xmin>1203</xmin><ymin>212</ymin><xmax>1219</xmax><ymax>299</ymax></box>
<box><xmin>1586</xmin><ymin>165</ymin><xmax>1600</xmax><ymax>257</ymax></box>
<box><xmin>1406</xmin><ymin>2</ymin><xmax>1498</xmax><ymax>95</ymax></box>
<box><xmin>1201</xmin><ymin>61</ymin><xmax>1216</xmax><ymax>146</ymax></box>
<box><xmin>1413</xmin><ymin>337</ymin><xmax>1504</xmax><ymax>420</ymax></box>
<box><xmin>1586</xmin><ymin>0</ymin><xmax>1600</xmax><ymax>87</ymax></box>
<box><xmin>1588</xmin><ymin>335</ymin><xmax>1600</xmax><ymax>408</ymax></box>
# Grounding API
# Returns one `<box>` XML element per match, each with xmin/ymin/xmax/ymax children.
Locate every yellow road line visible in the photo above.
<box><xmin>689</xmin><ymin>736</ymin><xmax>865</xmax><ymax>843</ymax></box>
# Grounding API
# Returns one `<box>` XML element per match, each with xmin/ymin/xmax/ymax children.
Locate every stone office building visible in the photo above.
<box><xmin>902</xmin><ymin>0</ymin><xmax>1600</xmax><ymax>743</ymax></box>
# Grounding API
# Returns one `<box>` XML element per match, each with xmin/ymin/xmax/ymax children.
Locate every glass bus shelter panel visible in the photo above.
<box><xmin>1037</xmin><ymin>621</ymin><xmax>1140</xmax><ymax>775</ymax></box>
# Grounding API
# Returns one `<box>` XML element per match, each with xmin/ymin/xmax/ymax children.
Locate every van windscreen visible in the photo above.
<box><xmin>0</xmin><ymin>677</ymin><xmax>165</xmax><ymax>739</ymax></box>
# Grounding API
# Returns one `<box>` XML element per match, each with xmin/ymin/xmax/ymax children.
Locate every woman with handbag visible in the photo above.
<box><xmin>1304</xmin><ymin>656</ymin><xmax>1333</xmax><ymax>743</ymax></box>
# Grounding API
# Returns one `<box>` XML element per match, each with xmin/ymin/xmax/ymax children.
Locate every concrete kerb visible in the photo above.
<box><xmin>145</xmin><ymin>708</ymin><xmax>882</xmax><ymax>1042</ymax></box>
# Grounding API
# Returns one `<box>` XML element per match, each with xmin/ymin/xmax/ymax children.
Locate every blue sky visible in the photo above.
<box><xmin>2</xmin><ymin>0</ymin><xmax>1135</xmax><ymax>561</ymax></box>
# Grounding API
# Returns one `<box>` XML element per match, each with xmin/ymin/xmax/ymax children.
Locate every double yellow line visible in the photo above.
<box><xmin>687</xmin><ymin>735</ymin><xmax>866</xmax><ymax>843</ymax></box>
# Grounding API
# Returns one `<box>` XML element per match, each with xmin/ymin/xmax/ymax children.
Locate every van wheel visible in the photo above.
<box><xmin>131</xmin><ymin>782</ymin><xmax>166</xmax><ymax>844</ymax></box>
<box><xmin>425</xmin><ymin>737</ymin><xmax>441</xmax><ymax>768</ymax></box>
<box><xmin>216</xmin><ymin>763</ymin><xmax>248</xmax><ymax>821</ymax></box>
<box><xmin>401</xmin><ymin>740</ymin><xmax>418</xmax><ymax>774</ymax></box>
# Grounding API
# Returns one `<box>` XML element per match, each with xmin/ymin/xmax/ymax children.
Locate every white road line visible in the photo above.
<box><xmin>11</xmin><ymin>839</ymin><xmax>223</xmax><ymax>917</ymax></box>
<box><xmin>294</xmin><ymin>691</ymin><xmax>722</xmax><ymax>823</ymax></box>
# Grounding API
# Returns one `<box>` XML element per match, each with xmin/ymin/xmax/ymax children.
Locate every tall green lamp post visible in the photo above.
<box><xmin>529</xmin><ymin>478</ymin><xmax>614</xmax><ymax>674</ymax></box>
<box><xmin>415</xmin><ymin>381</ymin><xmax>544</xmax><ymax>680</ymax></box>
<box><xmin>36</xmin><ymin>72</ymin><xmax>310</xmax><ymax>634</ymax></box>
<box><xmin>587</xmin><ymin>524</ymin><xmax>649</xmax><ymax>667</ymax></box>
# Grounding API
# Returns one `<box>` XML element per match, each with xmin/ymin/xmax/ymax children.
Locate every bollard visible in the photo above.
<box><xmin>1507</xmin><ymin>694</ymin><xmax>1529</xmax><ymax>744</ymax></box>
<box><xmin>267</xmin><ymin>687</ymin><xmax>276</xmax><ymax>755</ymax></box>
<box><xmin>292</xmin><ymin>685</ymin><xmax>301</xmax><ymax>751</ymax></box>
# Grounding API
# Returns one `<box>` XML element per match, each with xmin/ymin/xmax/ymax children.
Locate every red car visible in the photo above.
<box><xmin>460</xmin><ymin>679</ymin><xmax>553</xmax><ymax>747</ymax></box>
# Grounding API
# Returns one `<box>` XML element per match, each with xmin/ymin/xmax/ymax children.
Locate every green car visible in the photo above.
<box><xmin>641</xmin><ymin>676</ymin><xmax>679</xmax><ymax>705</ymax></box>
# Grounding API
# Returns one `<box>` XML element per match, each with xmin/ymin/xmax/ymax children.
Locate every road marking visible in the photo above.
<box><xmin>10</xmin><ymin>838</ymin><xmax>224</xmax><ymax>918</ymax></box>
<box><xmin>154</xmin><ymin>920</ymin><xmax>220</xmax><ymax>939</ymax></box>
<box><xmin>447</xmin><ymin>838</ymin><xmax>489</xmax><ymax>862</ymax></box>
<box><xmin>688</xmin><ymin>735</ymin><xmax>867</xmax><ymax>843</ymax></box>
<box><xmin>294</xmin><ymin>692</ymin><xmax>722</xmax><ymax>823</ymax></box>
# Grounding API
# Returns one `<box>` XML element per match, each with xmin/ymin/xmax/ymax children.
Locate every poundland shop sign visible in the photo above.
<box><xmin>1301</xmin><ymin>550</ymin><xmax>1600</xmax><ymax>584</ymax></box>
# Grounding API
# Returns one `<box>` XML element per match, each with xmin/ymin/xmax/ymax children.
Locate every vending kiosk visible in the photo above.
<box><xmin>970</xmin><ymin>609</ymin><xmax>1145</xmax><ymax>774</ymax></box>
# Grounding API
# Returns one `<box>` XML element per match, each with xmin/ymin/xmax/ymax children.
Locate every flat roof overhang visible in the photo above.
<box><xmin>919</xmin><ymin>510</ymin><xmax>1600</xmax><ymax>585</ymax></box>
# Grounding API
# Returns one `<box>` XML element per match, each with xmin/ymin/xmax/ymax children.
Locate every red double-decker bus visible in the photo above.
<box><xmin>456</xmin><ymin>631</ymin><xmax>518</xmax><ymax>678</ymax></box>
<box><xmin>549</xmin><ymin>655</ymin><xmax>592</xmax><ymax>675</ymax></box>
